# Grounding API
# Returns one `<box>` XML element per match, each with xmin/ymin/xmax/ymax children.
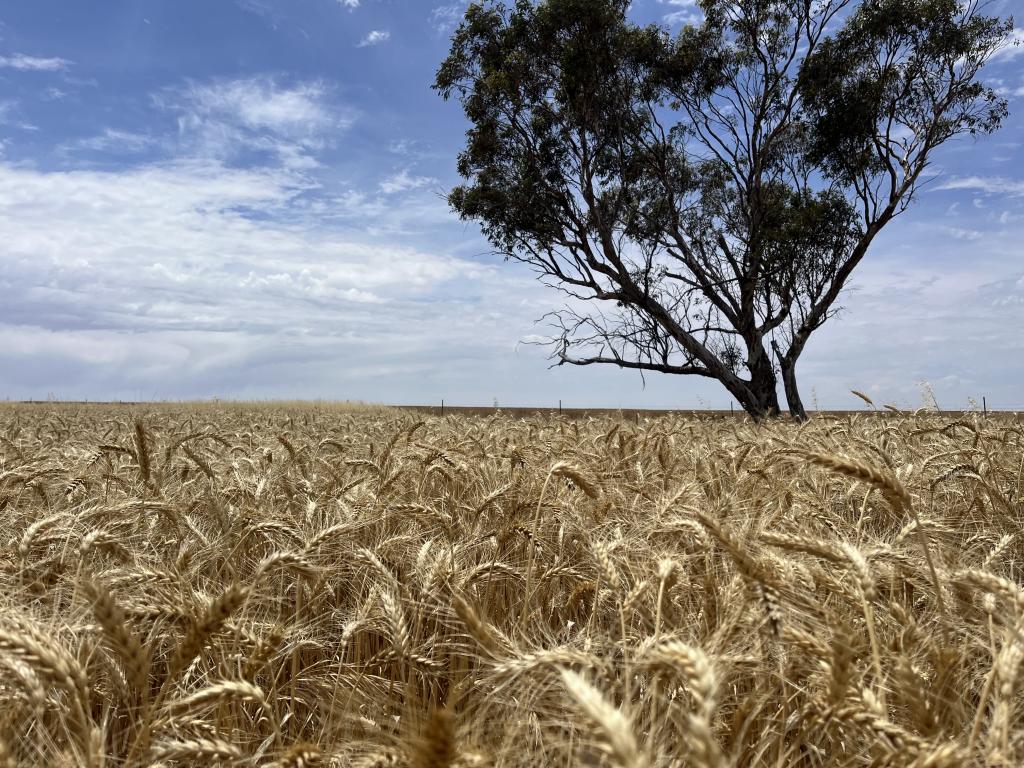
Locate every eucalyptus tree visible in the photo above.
<box><xmin>435</xmin><ymin>0</ymin><xmax>1011</xmax><ymax>419</ymax></box>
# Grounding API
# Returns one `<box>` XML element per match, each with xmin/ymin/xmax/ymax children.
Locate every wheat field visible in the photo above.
<box><xmin>0</xmin><ymin>403</ymin><xmax>1021</xmax><ymax>767</ymax></box>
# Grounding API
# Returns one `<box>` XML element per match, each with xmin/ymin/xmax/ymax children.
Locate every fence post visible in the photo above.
<box><xmin>983</xmin><ymin>396</ymin><xmax>987</xmax><ymax>416</ymax></box>
<box><xmin>559</xmin><ymin>399</ymin><xmax>562</xmax><ymax>416</ymax></box>
<box><xmin>441</xmin><ymin>399</ymin><xmax>444</xmax><ymax>417</ymax></box>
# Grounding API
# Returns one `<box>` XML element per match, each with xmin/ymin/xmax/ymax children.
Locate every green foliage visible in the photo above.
<box><xmin>799</xmin><ymin>0</ymin><xmax>1011</xmax><ymax>182</ymax></box>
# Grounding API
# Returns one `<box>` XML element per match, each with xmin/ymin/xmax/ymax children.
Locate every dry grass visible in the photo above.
<box><xmin>0</xmin><ymin>403</ymin><xmax>1022</xmax><ymax>766</ymax></box>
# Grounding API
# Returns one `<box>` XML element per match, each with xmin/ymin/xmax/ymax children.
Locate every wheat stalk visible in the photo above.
<box><xmin>560</xmin><ymin>669</ymin><xmax>649</xmax><ymax>768</ymax></box>
<box><xmin>799</xmin><ymin>451</ymin><xmax>947</xmax><ymax>618</ymax></box>
<box><xmin>85</xmin><ymin>580</ymin><xmax>150</xmax><ymax>702</ymax></box>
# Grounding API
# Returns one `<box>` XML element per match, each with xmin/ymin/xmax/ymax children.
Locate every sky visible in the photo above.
<box><xmin>0</xmin><ymin>0</ymin><xmax>1022</xmax><ymax>411</ymax></box>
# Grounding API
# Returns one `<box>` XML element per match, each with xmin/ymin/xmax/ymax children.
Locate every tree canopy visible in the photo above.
<box><xmin>435</xmin><ymin>0</ymin><xmax>1012</xmax><ymax>419</ymax></box>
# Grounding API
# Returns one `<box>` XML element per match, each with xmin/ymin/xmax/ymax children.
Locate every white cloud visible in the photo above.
<box><xmin>939</xmin><ymin>226</ymin><xmax>983</xmax><ymax>241</ymax></box>
<box><xmin>991</xmin><ymin>28</ymin><xmax>1024</xmax><ymax>61</ymax></box>
<box><xmin>936</xmin><ymin>175</ymin><xmax>1024</xmax><ymax>196</ymax></box>
<box><xmin>658</xmin><ymin>0</ymin><xmax>701</xmax><ymax>26</ymax></box>
<box><xmin>430</xmin><ymin>4</ymin><xmax>464</xmax><ymax>35</ymax></box>
<box><xmin>338</xmin><ymin>0</ymin><xmax>359</xmax><ymax>8</ymax></box>
<box><xmin>798</xmin><ymin>263</ymin><xmax>1024</xmax><ymax>409</ymax></box>
<box><xmin>0</xmin><ymin>159</ymin><xmax>540</xmax><ymax>399</ymax></box>
<box><xmin>171</xmin><ymin>77</ymin><xmax>334</xmax><ymax>134</ymax></box>
<box><xmin>235</xmin><ymin>0</ymin><xmax>284</xmax><ymax>26</ymax></box>
<box><xmin>72</xmin><ymin>129</ymin><xmax>160</xmax><ymax>154</ymax></box>
<box><xmin>155</xmin><ymin>77</ymin><xmax>353</xmax><ymax>167</ymax></box>
<box><xmin>388</xmin><ymin>139</ymin><xmax>415</xmax><ymax>155</ymax></box>
<box><xmin>663</xmin><ymin>10</ymin><xmax>701</xmax><ymax>25</ymax></box>
<box><xmin>0</xmin><ymin>53</ymin><xmax>71</xmax><ymax>71</ymax></box>
<box><xmin>380</xmin><ymin>169</ymin><xmax>436</xmax><ymax>194</ymax></box>
<box><xmin>357</xmin><ymin>30</ymin><xmax>390</xmax><ymax>47</ymax></box>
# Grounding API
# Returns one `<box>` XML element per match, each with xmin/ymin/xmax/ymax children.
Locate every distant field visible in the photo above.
<box><xmin>402</xmin><ymin>404</ymin><xmax>1021</xmax><ymax>420</ymax></box>
<box><xmin>10</xmin><ymin>399</ymin><xmax>1021</xmax><ymax>420</ymax></box>
<box><xmin>1</xmin><ymin>404</ymin><xmax>1022</xmax><ymax>766</ymax></box>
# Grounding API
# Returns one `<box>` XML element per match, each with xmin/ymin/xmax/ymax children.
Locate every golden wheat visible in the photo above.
<box><xmin>0</xmin><ymin>402</ymin><xmax>1021</xmax><ymax>766</ymax></box>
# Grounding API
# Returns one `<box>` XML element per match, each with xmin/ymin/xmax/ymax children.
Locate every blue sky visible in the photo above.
<box><xmin>0</xmin><ymin>0</ymin><xmax>1022</xmax><ymax>410</ymax></box>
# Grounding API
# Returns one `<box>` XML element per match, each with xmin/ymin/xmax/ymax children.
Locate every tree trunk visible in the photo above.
<box><xmin>734</xmin><ymin>391</ymin><xmax>781</xmax><ymax>420</ymax></box>
<box><xmin>744</xmin><ymin>379</ymin><xmax>782</xmax><ymax>421</ymax></box>
<box><xmin>780</xmin><ymin>358</ymin><xmax>808</xmax><ymax>422</ymax></box>
<box><xmin>772</xmin><ymin>340</ymin><xmax>808</xmax><ymax>422</ymax></box>
<box><xmin>730</xmin><ymin>355</ymin><xmax>781</xmax><ymax>421</ymax></box>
